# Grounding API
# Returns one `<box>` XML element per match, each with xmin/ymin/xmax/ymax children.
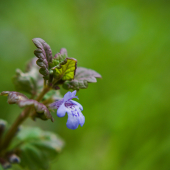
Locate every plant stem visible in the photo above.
<box><xmin>0</xmin><ymin>86</ymin><xmax>51</xmax><ymax>153</ymax></box>
<box><xmin>0</xmin><ymin>107</ymin><xmax>31</xmax><ymax>152</ymax></box>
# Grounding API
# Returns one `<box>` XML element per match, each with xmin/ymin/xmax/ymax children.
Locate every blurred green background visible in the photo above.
<box><xmin>1</xmin><ymin>0</ymin><xmax>170</xmax><ymax>169</ymax></box>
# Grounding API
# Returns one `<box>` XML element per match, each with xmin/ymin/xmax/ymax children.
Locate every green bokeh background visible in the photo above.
<box><xmin>1</xmin><ymin>0</ymin><xmax>170</xmax><ymax>169</ymax></box>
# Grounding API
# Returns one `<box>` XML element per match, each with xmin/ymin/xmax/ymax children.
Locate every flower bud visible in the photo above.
<box><xmin>9</xmin><ymin>154</ymin><xmax>20</xmax><ymax>164</ymax></box>
<box><xmin>0</xmin><ymin>160</ymin><xmax>11</xmax><ymax>169</ymax></box>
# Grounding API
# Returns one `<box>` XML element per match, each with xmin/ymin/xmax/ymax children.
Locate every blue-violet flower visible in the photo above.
<box><xmin>50</xmin><ymin>90</ymin><xmax>85</xmax><ymax>130</ymax></box>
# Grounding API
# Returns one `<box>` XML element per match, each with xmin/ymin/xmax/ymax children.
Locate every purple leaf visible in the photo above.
<box><xmin>63</xmin><ymin>67</ymin><xmax>102</xmax><ymax>90</ymax></box>
<box><xmin>32</xmin><ymin>38</ymin><xmax>53</xmax><ymax>79</ymax></box>
<box><xmin>0</xmin><ymin>91</ymin><xmax>54</xmax><ymax>122</ymax></box>
<box><xmin>54</xmin><ymin>48</ymin><xmax>68</xmax><ymax>58</ymax></box>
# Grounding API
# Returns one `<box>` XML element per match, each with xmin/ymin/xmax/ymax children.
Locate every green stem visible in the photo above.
<box><xmin>0</xmin><ymin>86</ymin><xmax>51</xmax><ymax>153</ymax></box>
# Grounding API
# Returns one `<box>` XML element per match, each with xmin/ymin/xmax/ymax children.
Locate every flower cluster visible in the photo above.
<box><xmin>50</xmin><ymin>91</ymin><xmax>85</xmax><ymax>130</ymax></box>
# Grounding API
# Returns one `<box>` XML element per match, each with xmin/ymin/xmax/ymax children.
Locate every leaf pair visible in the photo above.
<box><xmin>0</xmin><ymin>91</ymin><xmax>54</xmax><ymax>122</ymax></box>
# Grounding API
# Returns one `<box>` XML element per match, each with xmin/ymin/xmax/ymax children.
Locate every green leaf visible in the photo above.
<box><xmin>13</xmin><ymin>69</ymin><xmax>36</xmax><ymax>95</ymax></box>
<box><xmin>0</xmin><ymin>91</ymin><xmax>54</xmax><ymax>122</ymax></box>
<box><xmin>63</xmin><ymin>67</ymin><xmax>102</xmax><ymax>90</ymax></box>
<box><xmin>13</xmin><ymin>58</ymin><xmax>42</xmax><ymax>95</ymax></box>
<box><xmin>11</xmin><ymin>127</ymin><xmax>64</xmax><ymax>170</ymax></box>
<box><xmin>32</xmin><ymin>38</ymin><xmax>52</xmax><ymax>80</ymax></box>
<box><xmin>52</xmin><ymin>58</ymin><xmax>77</xmax><ymax>82</ymax></box>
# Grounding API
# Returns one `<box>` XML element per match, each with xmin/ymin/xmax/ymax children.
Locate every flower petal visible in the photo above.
<box><xmin>57</xmin><ymin>103</ymin><xmax>67</xmax><ymax>117</ymax></box>
<box><xmin>66</xmin><ymin>112</ymin><xmax>79</xmax><ymax>130</ymax></box>
<box><xmin>78</xmin><ymin>110</ymin><xmax>85</xmax><ymax>127</ymax></box>
<box><xmin>70</xmin><ymin>100</ymin><xmax>83</xmax><ymax>110</ymax></box>
<box><xmin>63</xmin><ymin>91</ymin><xmax>72</xmax><ymax>101</ymax></box>
<box><xmin>64</xmin><ymin>90</ymin><xmax>78</xmax><ymax>102</ymax></box>
<box><xmin>72</xmin><ymin>90</ymin><xmax>77</xmax><ymax>97</ymax></box>
<box><xmin>50</xmin><ymin>99</ymin><xmax>64</xmax><ymax>109</ymax></box>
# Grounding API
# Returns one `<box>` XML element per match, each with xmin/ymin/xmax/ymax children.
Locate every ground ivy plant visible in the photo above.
<box><xmin>0</xmin><ymin>38</ymin><xmax>101</xmax><ymax>169</ymax></box>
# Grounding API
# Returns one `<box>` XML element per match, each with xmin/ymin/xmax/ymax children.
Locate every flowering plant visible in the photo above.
<box><xmin>0</xmin><ymin>38</ymin><xmax>101</xmax><ymax>169</ymax></box>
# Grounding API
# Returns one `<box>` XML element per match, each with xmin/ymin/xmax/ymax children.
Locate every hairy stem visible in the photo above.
<box><xmin>0</xmin><ymin>86</ymin><xmax>51</xmax><ymax>153</ymax></box>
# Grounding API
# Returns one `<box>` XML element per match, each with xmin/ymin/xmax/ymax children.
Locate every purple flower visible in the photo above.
<box><xmin>50</xmin><ymin>91</ymin><xmax>85</xmax><ymax>130</ymax></box>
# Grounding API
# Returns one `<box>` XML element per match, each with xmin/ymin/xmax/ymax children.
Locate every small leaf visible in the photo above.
<box><xmin>13</xmin><ymin>69</ymin><xmax>35</xmax><ymax>94</ymax></box>
<box><xmin>0</xmin><ymin>91</ymin><xmax>28</xmax><ymax>104</ymax></box>
<box><xmin>55</xmin><ymin>48</ymin><xmax>67</xmax><ymax>58</ymax></box>
<box><xmin>32</xmin><ymin>38</ymin><xmax>53</xmax><ymax>79</ymax></box>
<box><xmin>11</xmin><ymin>127</ymin><xmax>64</xmax><ymax>170</ymax></box>
<box><xmin>63</xmin><ymin>67</ymin><xmax>102</xmax><ymax>90</ymax></box>
<box><xmin>0</xmin><ymin>91</ymin><xmax>54</xmax><ymax>122</ymax></box>
<box><xmin>26</xmin><ymin>57</ymin><xmax>44</xmax><ymax>89</ymax></box>
<box><xmin>53</xmin><ymin>48</ymin><xmax>68</xmax><ymax>62</ymax></box>
<box><xmin>52</xmin><ymin>58</ymin><xmax>77</xmax><ymax>82</ymax></box>
<box><xmin>13</xmin><ymin>58</ymin><xmax>43</xmax><ymax>95</ymax></box>
<box><xmin>49</xmin><ymin>48</ymin><xmax>67</xmax><ymax>68</ymax></box>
